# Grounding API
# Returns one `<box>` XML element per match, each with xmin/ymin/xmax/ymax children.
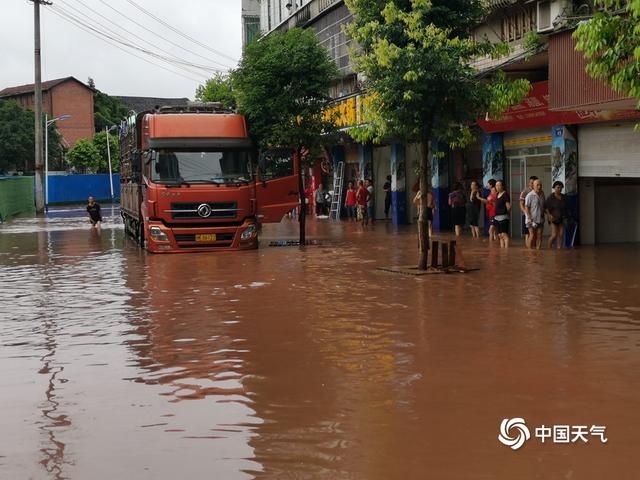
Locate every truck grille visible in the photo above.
<box><xmin>169</xmin><ymin>202</ymin><xmax>238</xmax><ymax>219</ymax></box>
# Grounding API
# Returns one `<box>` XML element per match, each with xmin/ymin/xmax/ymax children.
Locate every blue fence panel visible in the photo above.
<box><xmin>47</xmin><ymin>174</ymin><xmax>120</xmax><ymax>204</ymax></box>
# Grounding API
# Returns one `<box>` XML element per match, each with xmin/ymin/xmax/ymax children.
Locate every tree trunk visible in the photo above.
<box><xmin>298</xmin><ymin>148</ymin><xmax>306</xmax><ymax>246</ymax></box>
<box><xmin>417</xmin><ymin>132</ymin><xmax>431</xmax><ymax>270</ymax></box>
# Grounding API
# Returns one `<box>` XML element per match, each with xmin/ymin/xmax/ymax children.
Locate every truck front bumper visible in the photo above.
<box><xmin>145</xmin><ymin>219</ymin><xmax>258</xmax><ymax>253</ymax></box>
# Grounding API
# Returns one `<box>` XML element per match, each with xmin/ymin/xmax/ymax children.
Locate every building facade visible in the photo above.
<box><xmin>254</xmin><ymin>0</ymin><xmax>640</xmax><ymax>243</ymax></box>
<box><xmin>476</xmin><ymin>1</ymin><xmax>640</xmax><ymax>245</ymax></box>
<box><xmin>0</xmin><ymin>76</ymin><xmax>95</xmax><ymax>148</ymax></box>
<box><xmin>242</xmin><ymin>0</ymin><xmax>261</xmax><ymax>48</ymax></box>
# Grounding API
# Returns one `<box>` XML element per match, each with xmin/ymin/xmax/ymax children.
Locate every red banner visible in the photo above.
<box><xmin>478</xmin><ymin>81</ymin><xmax>640</xmax><ymax>133</ymax></box>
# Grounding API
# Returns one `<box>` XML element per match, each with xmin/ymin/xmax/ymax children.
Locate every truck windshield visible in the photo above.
<box><xmin>151</xmin><ymin>149</ymin><xmax>253</xmax><ymax>184</ymax></box>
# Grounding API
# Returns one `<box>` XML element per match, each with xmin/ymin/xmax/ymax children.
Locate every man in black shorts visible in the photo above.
<box><xmin>87</xmin><ymin>196</ymin><xmax>102</xmax><ymax>227</ymax></box>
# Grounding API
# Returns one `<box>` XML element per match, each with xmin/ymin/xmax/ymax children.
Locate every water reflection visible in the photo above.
<box><xmin>1</xmin><ymin>213</ymin><xmax>639</xmax><ymax>479</ymax></box>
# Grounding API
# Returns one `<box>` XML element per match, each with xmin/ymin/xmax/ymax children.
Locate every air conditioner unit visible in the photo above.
<box><xmin>537</xmin><ymin>0</ymin><xmax>571</xmax><ymax>33</ymax></box>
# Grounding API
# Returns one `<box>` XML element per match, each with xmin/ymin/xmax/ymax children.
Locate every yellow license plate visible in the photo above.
<box><xmin>195</xmin><ymin>234</ymin><xmax>217</xmax><ymax>242</ymax></box>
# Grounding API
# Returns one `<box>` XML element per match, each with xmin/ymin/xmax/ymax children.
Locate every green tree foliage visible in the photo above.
<box><xmin>345</xmin><ymin>0</ymin><xmax>530</xmax><ymax>269</ymax></box>
<box><xmin>574</xmin><ymin>0</ymin><xmax>640</xmax><ymax>107</ymax></box>
<box><xmin>232</xmin><ymin>28</ymin><xmax>339</xmax><ymax>243</ymax></box>
<box><xmin>90</xmin><ymin>79</ymin><xmax>129</xmax><ymax>132</ymax></box>
<box><xmin>67</xmin><ymin>131</ymin><xmax>119</xmax><ymax>174</ymax></box>
<box><xmin>67</xmin><ymin>138</ymin><xmax>101</xmax><ymax>173</ymax></box>
<box><xmin>0</xmin><ymin>100</ymin><xmax>63</xmax><ymax>173</ymax></box>
<box><xmin>195</xmin><ymin>72</ymin><xmax>237</xmax><ymax>109</ymax></box>
<box><xmin>233</xmin><ymin>28</ymin><xmax>338</xmax><ymax>151</ymax></box>
<box><xmin>93</xmin><ymin>130</ymin><xmax>120</xmax><ymax>173</ymax></box>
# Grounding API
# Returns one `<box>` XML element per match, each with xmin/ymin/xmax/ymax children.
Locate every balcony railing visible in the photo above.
<box><xmin>272</xmin><ymin>0</ymin><xmax>344</xmax><ymax>33</ymax></box>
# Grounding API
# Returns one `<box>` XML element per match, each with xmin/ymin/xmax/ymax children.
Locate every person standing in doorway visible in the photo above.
<box><xmin>448</xmin><ymin>183</ymin><xmax>466</xmax><ymax>237</ymax></box>
<box><xmin>523</xmin><ymin>179</ymin><xmax>546</xmax><ymax>249</ymax></box>
<box><xmin>493</xmin><ymin>180</ymin><xmax>511</xmax><ymax>248</ymax></box>
<box><xmin>383</xmin><ymin>175</ymin><xmax>392</xmax><ymax>219</ymax></box>
<box><xmin>469</xmin><ymin>180</ymin><xmax>482</xmax><ymax>238</ymax></box>
<box><xmin>87</xmin><ymin>196</ymin><xmax>102</xmax><ymax>228</ymax></box>
<box><xmin>365</xmin><ymin>179</ymin><xmax>375</xmax><ymax>225</ymax></box>
<box><xmin>345</xmin><ymin>181</ymin><xmax>357</xmax><ymax>221</ymax></box>
<box><xmin>546</xmin><ymin>181</ymin><xmax>567</xmax><ymax>249</ymax></box>
<box><xmin>315</xmin><ymin>184</ymin><xmax>327</xmax><ymax>217</ymax></box>
<box><xmin>519</xmin><ymin>176</ymin><xmax>538</xmax><ymax>243</ymax></box>
<box><xmin>356</xmin><ymin>180</ymin><xmax>370</xmax><ymax>227</ymax></box>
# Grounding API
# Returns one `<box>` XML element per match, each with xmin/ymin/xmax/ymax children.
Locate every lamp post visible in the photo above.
<box><xmin>105</xmin><ymin>125</ymin><xmax>118</xmax><ymax>203</ymax></box>
<box><xmin>45</xmin><ymin>114</ymin><xmax>71</xmax><ymax>207</ymax></box>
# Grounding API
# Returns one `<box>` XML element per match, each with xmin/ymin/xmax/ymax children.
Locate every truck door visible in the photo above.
<box><xmin>256</xmin><ymin>148</ymin><xmax>300</xmax><ymax>223</ymax></box>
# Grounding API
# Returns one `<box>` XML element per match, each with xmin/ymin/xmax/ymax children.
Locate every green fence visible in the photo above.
<box><xmin>0</xmin><ymin>177</ymin><xmax>35</xmax><ymax>222</ymax></box>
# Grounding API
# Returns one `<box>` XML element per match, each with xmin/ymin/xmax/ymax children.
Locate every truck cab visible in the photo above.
<box><xmin>120</xmin><ymin>104</ymin><xmax>299</xmax><ymax>253</ymax></box>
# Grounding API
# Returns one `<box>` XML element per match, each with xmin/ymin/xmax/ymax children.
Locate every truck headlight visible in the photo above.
<box><xmin>241</xmin><ymin>224</ymin><xmax>257</xmax><ymax>240</ymax></box>
<box><xmin>149</xmin><ymin>226</ymin><xmax>169</xmax><ymax>242</ymax></box>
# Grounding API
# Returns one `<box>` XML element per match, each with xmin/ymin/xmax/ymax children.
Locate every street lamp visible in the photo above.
<box><xmin>105</xmin><ymin>125</ymin><xmax>118</xmax><ymax>203</ymax></box>
<box><xmin>45</xmin><ymin>113</ymin><xmax>71</xmax><ymax>207</ymax></box>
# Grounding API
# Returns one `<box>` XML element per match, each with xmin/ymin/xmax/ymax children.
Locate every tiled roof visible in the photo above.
<box><xmin>0</xmin><ymin>76</ymin><xmax>91</xmax><ymax>98</ymax></box>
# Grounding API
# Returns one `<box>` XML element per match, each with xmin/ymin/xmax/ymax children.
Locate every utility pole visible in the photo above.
<box><xmin>30</xmin><ymin>0</ymin><xmax>52</xmax><ymax>213</ymax></box>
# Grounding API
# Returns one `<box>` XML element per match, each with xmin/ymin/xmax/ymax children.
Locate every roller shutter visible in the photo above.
<box><xmin>578</xmin><ymin>122</ymin><xmax>640</xmax><ymax>178</ymax></box>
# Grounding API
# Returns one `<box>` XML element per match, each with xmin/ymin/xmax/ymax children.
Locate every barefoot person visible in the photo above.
<box><xmin>345</xmin><ymin>181</ymin><xmax>357</xmax><ymax>222</ymax></box>
<box><xmin>493</xmin><ymin>180</ymin><xmax>511</xmax><ymax>248</ymax></box>
<box><xmin>477</xmin><ymin>179</ymin><xmax>497</xmax><ymax>241</ymax></box>
<box><xmin>469</xmin><ymin>180</ymin><xmax>482</xmax><ymax>238</ymax></box>
<box><xmin>356</xmin><ymin>180</ymin><xmax>370</xmax><ymax>227</ymax></box>
<box><xmin>519</xmin><ymin>176</ymin><xmax>538</xmax><ymax>244</ymax></box>
<box><xmin>546</xmin><ymin>181</ymin><xmax>567</xmax><ymax>249</ymax></box>
<box><xmin>87</xmin><ymin>196</ymin><xmax>102</xmax><ymax>228</ymax></box>
<box><xmin>448</xmin><ymin>182</ymin><xmax>466</xmax><ymax>237</ymax></box>
<box><xmin>523</xmin><ymin>179</ymin><xmax>545</xmax><ymax>250</ymax></box>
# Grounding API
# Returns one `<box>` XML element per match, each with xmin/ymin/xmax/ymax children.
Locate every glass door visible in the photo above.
<box><xmin>509</xmin><ymin>157</ymin><xmax>525</xmax><ymax>238</ymax></box>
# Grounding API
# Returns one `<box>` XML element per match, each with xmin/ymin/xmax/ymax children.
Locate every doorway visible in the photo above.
<box><xmin>506</xmin><ymin>145</ymin><xmax>552</xmax><ymax>238</ymax></box>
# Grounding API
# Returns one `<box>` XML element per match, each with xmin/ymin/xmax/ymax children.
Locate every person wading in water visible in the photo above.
<box><xmin>87</xmin><ymin>196</ymin><xmax>102</xmax><ymax>228</ymax></box>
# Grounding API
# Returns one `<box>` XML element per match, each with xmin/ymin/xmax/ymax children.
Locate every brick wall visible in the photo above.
<box><xmin>50</xmin><ymin>81</ymin><xmax>95</xmax><ymax>147</ymax></box>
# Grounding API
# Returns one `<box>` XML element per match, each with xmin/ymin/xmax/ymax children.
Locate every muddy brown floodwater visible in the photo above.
<box><xmin>1</xmin><ymin>207</ymin><xmax>640</xmax><ymax>479</ymax></box>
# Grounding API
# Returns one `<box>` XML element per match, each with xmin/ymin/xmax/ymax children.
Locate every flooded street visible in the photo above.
<box><xmin>1</xmin><ymin>209</ymin><xmax>640</xmax><ymax>479</ymax></box>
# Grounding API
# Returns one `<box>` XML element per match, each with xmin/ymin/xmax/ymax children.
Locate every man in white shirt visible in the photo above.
<box><xmin>523</xmin><ymin>179</ymin><xmax>545</xmax><ymax>250</ymax></box>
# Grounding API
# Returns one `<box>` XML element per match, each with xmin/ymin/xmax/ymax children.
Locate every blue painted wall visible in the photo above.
<box><xmin>47</xmin><ymin>174</ymin><xmax>120</xmax><ymax>204</ymax></box>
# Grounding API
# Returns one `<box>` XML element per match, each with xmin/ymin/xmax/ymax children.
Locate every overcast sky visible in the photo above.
<box><xmin>1</xmin><ymin>0</ymin><xmax>242</xmax><ymax>99</ymax></box>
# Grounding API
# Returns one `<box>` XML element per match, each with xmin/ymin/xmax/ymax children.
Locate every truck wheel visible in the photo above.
<box><xmin>138</xmin><ymin>221</ymin><xmax>145</xmax><ymax>248</ymax></box>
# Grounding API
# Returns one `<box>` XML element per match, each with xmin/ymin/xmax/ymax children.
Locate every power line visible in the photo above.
<box><xmin>45</xmin><ymin>6</ymin><xmax>205</xmax><ymax>83</ymax></box>
<box><xmin>96</xmin><ymin>0</ymin><xmax>234</xmax><ymax>70</ymax></box>
<box><xmin>55</xmin><ymin>0</ymin><xmax>221</xmax><ymax>74</ymax></box>
<box><xmin>49</xmin><ymin>4</ymin><xmax>211</xmax><ymax>80</ymax></box>
<box><xmin>124</xmin><ymin>0</ymin><xmax>238</xmax><ymax>64</ymax></box>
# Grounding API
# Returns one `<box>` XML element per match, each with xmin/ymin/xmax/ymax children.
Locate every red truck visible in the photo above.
<box><xmin>119</xmin><ymin>103</ymin><xmax>299</xmax><ymax>253</ymax></box>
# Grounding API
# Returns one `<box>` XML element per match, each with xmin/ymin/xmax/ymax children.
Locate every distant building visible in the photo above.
<box><xmin>0</xmin><ymin>76</ymin><xmax>95</xmax><ymax>148</ymax></box>
<box><xmin>116</xmin><ymin>96</ymin><xmax>190</xmax><ymax>114</ymax></box>
<box><xmin>242</xmin><ymin>0</ymin><xmax>261</xmax><ymax>48</ymax></box>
